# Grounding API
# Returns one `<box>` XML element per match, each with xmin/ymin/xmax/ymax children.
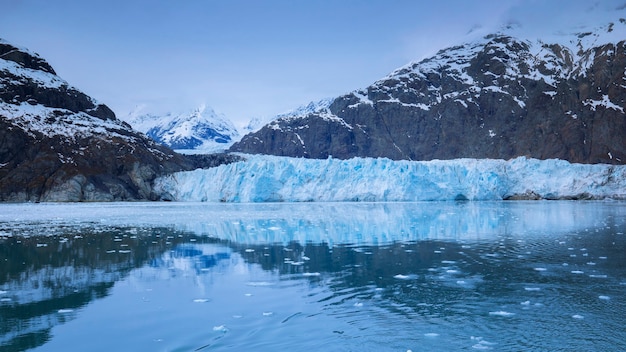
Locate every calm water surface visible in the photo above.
<box><xmin>0</xmin><ymin>201</ymin><xmax>625</xmax><ymax>351</ymax></box>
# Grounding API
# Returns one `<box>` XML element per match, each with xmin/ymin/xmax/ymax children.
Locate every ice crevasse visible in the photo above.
<box><xmin>153</xmin><ymin>155</ymin><xmax>626</xmax><ymax>202</ymax></box>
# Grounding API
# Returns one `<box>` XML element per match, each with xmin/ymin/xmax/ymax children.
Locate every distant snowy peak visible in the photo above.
<box><xmin>122</xmin><ymin>104</ymin><xmax>240</xmax><ymax>153</ymax></box>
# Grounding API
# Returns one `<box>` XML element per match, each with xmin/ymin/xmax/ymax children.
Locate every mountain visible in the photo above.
<box><xmin>0</xmin><ymin>39</ymin><xmax>195</xmax><ymax>201</ymax></box>
<box><xmin>122</xmin><ymin>104</ymin><xmax>240</xmax><ymax>153</ymax></box>
<box><xmin>230</xmin><ymin>19</ymin><xmax>626</xmax><ymax>165</ymax></box>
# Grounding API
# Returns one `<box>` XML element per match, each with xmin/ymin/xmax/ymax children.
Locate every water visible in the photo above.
<box><xmin>0</xmin><ymin>201</ymin><xmax>625</xmax><ymax>351</ymax></box>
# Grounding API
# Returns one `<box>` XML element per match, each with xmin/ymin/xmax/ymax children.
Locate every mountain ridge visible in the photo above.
<box><xmin>229</xmin><ymin>19</ymin><xmax>626</xmax><ymax>164</ymax></box>
<box><xmin>0</xmin><ymin>38</ymin><xmax>196</xmax><ymax>201</ymax></box>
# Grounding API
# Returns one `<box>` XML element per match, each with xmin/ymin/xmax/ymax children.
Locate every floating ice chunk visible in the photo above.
<box><xmin>598</xmin><ymin>256</ymin><xmax>607</xmax><ymax>260</ymax></box>
<box><xmin>246</xmin><ymin>281</ymin><xmax>274</xmax><ymax>286</ymax></box>
<box><xmin>589</xmin><ymin>274</ymin><xmax>608</xmax><ymax>278</ymax></box>
<box><xmin>489</xmin><ymin>311</ymin><xmax>515</xmax><ymax>317</ymax></box>
<box><xmin>394</xmin><ymin>274</ymin><xmax>417</xmax><ymax>280</ymax></box>
<box><xmin>302</xmin><ymin>272</ymin><xmax>320</xmax><ymax>276</ymax></box>
<box><xmin>262</xmin><ymin>312</ymin><xmax>273</xmax><ymax>316</ymax></box>
<box><xmin>572</xmin><ymin>314</ymin><xmax>584</xmax><ymax>319</ymax></box>
<box><xmin>424</xmin><ymin>333</ymin><xmax>439</xmax><ymax>337</ymax></box>
<box><xmin>354</xmin><ymin>302</ymin><xmax>363</xmax><ymax>307</ymax></box>
<box><xmin>213</xmin><ymin>325</ymin><xmax>228</xmax><ymax>332</ymax></box>
<box><xmin>58</xmin><ymin>309</ymin><xmax>74</xmax><ymax>313</ymax></box>
<box><xmin>245</xmin><ymin>249</ymin><xmax>255</xmax><ymax>252</ymax></box>
<box><xmin>0</xmin><ymin>298</ymin><xmax>12</xmax><ymax>302</ymax></box>
<box><xmin>534</xmin><ymin>267</ymin><xmax>547</xmax><ymax>271</ymax></box>
<box><xmin>118</xmin><ymin>250</ymin><xmax>131</xmax><ymax>254</ymax></box>
<box><xmin>571</xmin><ymin>270</ymin><xmax>584</xmax><ymax>274</ymax></box>
<box><xmin>193</xmin><ymin>298</ymin><xmax>209</xmax><ymax>303</ymax></box>
<box><xmin>520</xmin><ymin>301</ymin><xmax>531</xmax><ymax>306</ymax></box>
<box><xmin>598</xmin><ymin>295</ymin><xmax>610</xmax><ymax>300</ymax></box>
<box><xmin>0</xmin><ymin>290</ymin><xmax>7</xmax><ymax>295</ymax></box>
<box><xmin>524</xmin><ymin>287</ymin><xmax>541</xmax><ymax>291</ymax></box>
<box><xmin>471</xmin><ymin>336</ymin><xmax>496</xmax><ymax>350</ymax></box>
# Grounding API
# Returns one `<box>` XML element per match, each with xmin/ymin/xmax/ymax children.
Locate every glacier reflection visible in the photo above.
<box><xmin>1</xmin><ymin>201</ymin><xmax>625</xmax><ymax>351</ymax></box>
<box><xmin>2</xmin><ymin>201</ymin><xmax>625</xmax><ymax>245</ymax></box>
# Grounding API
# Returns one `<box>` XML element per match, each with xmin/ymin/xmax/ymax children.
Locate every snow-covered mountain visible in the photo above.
<box><xmin>239</xmin><ymin>99</ymin><xmax>334</xmax><ymax>135</ymax></box>
<box><xmin>230</xmin><ymin>14</ymin><xmax>626</xmax><ymax>165</ymax></box>
<box><xmin>122</xmin><ymin>104</ymin><xmax>240</xmax><ymax>153</ymax></box>
<box><xmin>0</xmin><ymin>38</ymin><xmax>194</xmax><ymax>201</ymax></box>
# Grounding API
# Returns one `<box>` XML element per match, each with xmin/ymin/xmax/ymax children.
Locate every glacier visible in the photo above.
<box><xmin>153</xmin><ymin>155</ymin><xmax>626</xmax><ymax>202</ymax></box>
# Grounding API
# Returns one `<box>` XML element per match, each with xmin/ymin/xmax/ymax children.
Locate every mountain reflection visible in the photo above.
<box><xmin>0</xmin><ymin>227</ymin><xmax>211</xmax><ymax>351</ymax></box>
<box><xmin>1</xmin><ymin>202</ymin><xmax>624</xmax><ymax>351</ymax></box>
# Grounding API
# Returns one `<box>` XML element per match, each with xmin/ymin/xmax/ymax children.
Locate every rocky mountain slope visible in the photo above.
<box><xmin>122</xmin><ymin>104</ymin><xmax>240</xmax><ymax>152</ymax></box>
<box><xmin>0</xmin><ymin>39</ymin><xmax>196</xmax><ymax>201</ymax></box>
<box><xmin>230</xmin><ymin>20</ymin><xmax>626</xmax><ymax>164</ymax></box>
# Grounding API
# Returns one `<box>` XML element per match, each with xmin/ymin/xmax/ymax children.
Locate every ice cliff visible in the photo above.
<box><xmin>154</xmin><ymin>155</ymin><xmax>626</xmax><ymax>202</ymax></box>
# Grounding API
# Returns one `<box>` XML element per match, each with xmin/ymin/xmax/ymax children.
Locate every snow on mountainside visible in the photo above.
<box><xmin>122</xmin><ymin>104</ymin><xmax>240</xmax><ymax>153</ymax></box>
<box><xmin>230</xmin><ymin>12</ymin><xmax>626</xmax><ymax>164</ymax></box>
<box><xmin>240</xmin><ymin>98</ymin><xmax>334</xmax><ymax>134</ymax></box>
<box><xmin>0</xmin><ymin>39</ymin><xmax>128</xmax><ymax>139</ymax></box>
<box><xmin>154</xmin><ymin>155</ymin><xmax>626</xmax><ymax>202</ymax></box>
<box><xmin>0</xmin><ymin>38</ymin><xmax>193</xmax><ymax>201</ymax></box>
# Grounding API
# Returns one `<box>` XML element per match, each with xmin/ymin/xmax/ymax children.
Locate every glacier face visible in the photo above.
<box><xmin>154</xmin><ymin>155</ymin><xmax>626</xmax><ymax>202</ymax></box>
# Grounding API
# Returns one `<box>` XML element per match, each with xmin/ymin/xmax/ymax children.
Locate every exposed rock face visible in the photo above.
<box><xmin>0</xmin><ymin>39</ymin><xmax>194</xmax><ymax>201</ymax></box>
<box><xmin>231</xmin><ymin>25</ymin><xmax>626</xmax><ymax>165</ymax></box>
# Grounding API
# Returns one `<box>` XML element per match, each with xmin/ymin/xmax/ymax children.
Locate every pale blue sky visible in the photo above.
<box><xmin>1</xmin><ymin>0</ymin><xmax>623</xmax><ymax>127</ymax></box>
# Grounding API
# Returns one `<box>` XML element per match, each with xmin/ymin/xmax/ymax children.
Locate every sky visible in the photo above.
<box><xmin>1</xmin><ymin>0</ymin><xmax>624</xmax><ymax>128</ymax></box>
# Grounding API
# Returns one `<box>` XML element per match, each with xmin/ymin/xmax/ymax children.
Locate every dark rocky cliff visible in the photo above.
<box><xmin>0</xmin><ymin>40</ymin><xmax>194</xmax><ymax>201</ymax></box>
<box><xmin>231</xmin><ymin>26</ymin><xmax>626</xmax><ymax>165</ymax></box>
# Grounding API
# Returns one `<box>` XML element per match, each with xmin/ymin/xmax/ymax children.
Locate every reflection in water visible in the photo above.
<box><xmin>0</xmin><ymin>227</ymin><xmax>214</xmax><ymax>351</ymax></box>
<box><xmin>0</xmin><ymin>202</ymin><xmax>625</xmax><ymax>351</ymax></box>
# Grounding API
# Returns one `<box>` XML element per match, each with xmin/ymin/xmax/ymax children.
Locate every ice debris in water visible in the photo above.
<box><xmin>193</xmin><ymin>298</ymin><xmax>209</xmax><ymax>303</ymax></box>
<box><xmin>394</xmin><ymin>274</ymin><xmax>417</xmax><ymax>280</ymax></box>
<box><xmin>213</xmin><ymin>325</ymin><xmax>228</xmax><ymax>332</ymax></box>
<box><xmin>598</xmin><ymin>295</ymin><xmax>610</xmax><ymax>300</ymax></box>
<box><xmin>489</xmin><ymin>311</ymin><xmax>515</xmax><ymax>317</ymax></box>
<box><xmin>58</xmin><ymin>309</ymin><xmax>74</xmax><ymax>313</ymax></box>
<box><xmin>471</xmin><ymin>336</ymin><xmax>496</xmax><ymax>350</ymax></box>
<box><xmin>572</xmin><ymin>314</ymin><xmax>584</xmax><ymax>319</ymax></box>
<box><xmin>424</xmin><ymin>333</ymin><xmax>440</xmax><ymax>337</ymax></box>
